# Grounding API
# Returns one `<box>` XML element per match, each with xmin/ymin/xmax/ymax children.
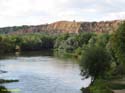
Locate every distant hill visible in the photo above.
<box><xmin>0</xmin><ymin>20</ymin><xmax>124</xmax><ymax>34</ymax></box>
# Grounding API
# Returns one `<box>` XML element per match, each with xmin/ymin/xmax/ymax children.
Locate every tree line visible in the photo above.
<box><xmin>0</xmin><ymin>34</ymin><xmax>55</xmax><ymax>53</ymax></box>
<box><xmin>0</xmin><ymin>22</ymin><xmax>125</xmax><ymax>93</ymax></box>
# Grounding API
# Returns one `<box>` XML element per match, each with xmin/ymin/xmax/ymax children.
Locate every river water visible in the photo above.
<box><xmin>0</xmin><ymin>51</ymin><xmax>91</xmax><ymax>93</ymax></box>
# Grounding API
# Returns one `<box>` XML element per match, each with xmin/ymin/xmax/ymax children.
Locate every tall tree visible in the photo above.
<box><xmin>110</xmin><ymin>22</ymin><xmax>125</xmax><ymax>64</ymax></box>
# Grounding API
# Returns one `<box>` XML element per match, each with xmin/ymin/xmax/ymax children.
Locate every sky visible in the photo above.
<box><xmin>0</xmin><ymin>0</ymin><xmax>125</xmax><ymax>27</ymax></box>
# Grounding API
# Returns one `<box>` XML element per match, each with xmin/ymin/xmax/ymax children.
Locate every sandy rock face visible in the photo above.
<box><xmin>0</xmin><ymin>20</ymin><xmax>124</xmax><ymax>34</ymax></box>
<box><xmin>79</xmin><ymin>20</ymin><xmax>122</xmax><ymax>33</ymax></box>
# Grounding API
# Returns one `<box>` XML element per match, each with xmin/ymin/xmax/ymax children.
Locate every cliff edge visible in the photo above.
<box><xmin>0</xmin><ymin>20</ymin><xmax>124</xmax><ymax>34</ymax></box>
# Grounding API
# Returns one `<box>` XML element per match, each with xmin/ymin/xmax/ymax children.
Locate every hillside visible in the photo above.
<box><xmin>0</xmin><ymin>20</ymin><xmax>124</xmax><ymax>34</ymax></box>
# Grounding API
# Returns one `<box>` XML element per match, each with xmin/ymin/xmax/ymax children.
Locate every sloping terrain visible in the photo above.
<box><xmin>0</xmin><ymin>20</ymin><xmax>124</xmax><ymax>34</ymax></box>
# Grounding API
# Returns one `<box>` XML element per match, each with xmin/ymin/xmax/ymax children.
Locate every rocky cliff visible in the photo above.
<box><xmin>0</xmin><ymin>20</ymin><xmax>124</xmax><ymax>34</ymax></box>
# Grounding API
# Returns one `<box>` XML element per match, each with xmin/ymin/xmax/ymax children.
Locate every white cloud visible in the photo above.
<box><xmin>102</xmin><ymin>12</ymin><xmax>125</xmax><ymax>21</ymax></box>
<box><xmin>0</xmin><ymin>0</ymin><xmax>125</xmax><ymax>27</ymax></box>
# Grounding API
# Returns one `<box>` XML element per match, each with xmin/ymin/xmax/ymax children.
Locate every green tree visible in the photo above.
<box><xmin>80</xmin><ymin>46</ymin><xmax>111</xmax><ymax>84</ymax></box>
<box><xmin>110</xmin><ymin>22</ymin><xmax>125</xmax><ymax>64</ymax></box>
<box><xmin>64</xmin><ymin>36</ymin><xmax>79</xmax><ymax>52</ymax></box>
<box><xmin>77</xmin><ymin>32</ymin><xmax>94</xmax><ymax>47</ymax></box>
<box><xmin>95</xmin><ymin>33</ymin><xmax>110</xmax><ymax>48</ymax></box>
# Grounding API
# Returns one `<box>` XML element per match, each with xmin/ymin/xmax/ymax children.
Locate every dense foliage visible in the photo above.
<box><xmin>54</xmin><ymin>33</ymin><xmax>94</xmax><ymax>54</ymax></box>
<box><xmin>0</xmin><ymin>26</ymin><xmax>29</xmax><ymax>34</ymax></box>
<box><xmin>110</xmin><ymin>22</ymin><xmax>125</xmax><ymax>64</ymax></box>
<box><xmin>0</xmin><ymin>22</ymin><xmax>125</xmax><ymax>93</ymax></box>
<box><xmin>80</xmin><ymin>46</ymin><xmax>111</xmax><ymax>81</ymax></box>
<box><xmin>0</xmin><ymin>34</ymin><xmax>55</xmax><ymax>53</ymax></box>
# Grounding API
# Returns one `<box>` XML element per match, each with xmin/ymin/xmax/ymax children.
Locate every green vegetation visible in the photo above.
<box><xmin>110</xmin><ymin>22</ymin><xmax>125</xmax><ymax>64</ymax></box>
<box><xmin>0</xmin><ymin>22</ymin><xmax>125</xmax><ymax>93</ymax></box>
<box><xmin>110</xmin><ymin>83</ymin><xmax>125</xmax><ymax>90</ymax></box>
<box><xmin>80</xmin><ymin>22</ymin><xmax>125</xmax><ymax>93</ymax></box>
<box><xmin>81</xmin><ymin>79</ymin><xmax>113</xmax><ymax>93</ymax></box>
<box><xmin>109</xmin><ymin>22</ymin><xmax>125</xmax><ymax>78</ymax></box>
<box><xmin>0</xmin><ymin>25</ymin><xmax>29</xmax><ymax>34</ymax></box>
<box><xmin>0</xmin><ymin>34</ymin><xmax>55</xmax><ymax>53</ymax></box>
<box><xmin>54</xmin><ymin>33</ymin><xmax>94</xmax><ymax>58</ymax></box>
<box><xmin>80</xmin><ymin>46</ymin><xmax>111</xmax><ymax>82</ymax></box>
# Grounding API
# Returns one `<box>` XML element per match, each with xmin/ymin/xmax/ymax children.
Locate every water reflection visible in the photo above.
<box><xmin>0</xmin><ymin>50</ymin><xmax>53</xmax><ymax>59</ymax></box>
<box><xmin>0</xmin><ymin>51</ymin><xmax>91</xmax><ymax>93</ymax></box>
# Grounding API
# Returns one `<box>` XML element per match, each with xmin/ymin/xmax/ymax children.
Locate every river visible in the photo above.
<box><xmin>0</xmin><ymin>51</ymin><xmax>91</xmax><ymax>93</ymax></box>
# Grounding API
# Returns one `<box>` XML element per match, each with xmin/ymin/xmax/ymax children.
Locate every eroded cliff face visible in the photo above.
<box><xmin>9</xmin><ymin>21</ymin><xmax>81</xmax><ymax>34</ymax></box>
<box><xmin>0</xmin><ymin>20</ymin><xmax>124</xmax><ymax>34</ymax></box>
<box><xmin>79</xmin><ymin>20</ymin><xmax>123</xmax><ymax>33</ymax></box>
